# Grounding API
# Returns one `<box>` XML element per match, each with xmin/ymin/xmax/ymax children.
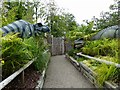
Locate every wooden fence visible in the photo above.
<box><xmin>0</xmin><ymin>58</ymin><xmax>36</xmax><ymax>89</ymax></box>
<box><xmin>51</xmin><ymin>37</ymin><xmax>64</xmax><ymax>55</ymax></box>
<box><xmin>77</xmin><ymin>52</ymin><xmax>120</xmax><ymax>68</ymax></box>
<box><xmin>64</xmin><ymin>38</ymin><xmax>73</xmax><ymax>53</ymax></box>
<box><xmin>47</xmin><ymin>35</ymin><xmax>72</xmax><ymax>56</ymax></box>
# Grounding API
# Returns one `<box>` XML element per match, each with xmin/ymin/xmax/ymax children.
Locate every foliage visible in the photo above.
<box><xmin>91</xmin><ymin>0</ymin><xmax>119</xmax><ymax>30</ymax></box>
<box><xmin>68</xmin><ymin>38</ymin><xmax>119</xmax><ymax>86</ymax></box>
<box><xmin>1</xmin><ymin>0</ymin><xmax>79</xmax><ymax>37</ymax></box>
<box><xmin>82</xmin><ymin>60</ymin><xmax>101</xmax><ymax>70</ymax></box>
<box><xmin>22</xmin><ymin>2</ymin><xmax>34</xmax><ymax>23</ymax></box>
<box><xmin>2</xmin><ymin>33</ymin><xmax>32</xmax><ymax>79</ymax></box>
<box><xmin>66</xmin><ymin>21</ymin><xmax>96</xmax><ymax>41</ymax></box>
<box><xmin>1</xmin><ymin>32</ymin><xmax>50</xmax><ymax>79</ymax></box>
<box><xmin>63</xmin><ymin>13</ymin><xmax>78</xmax><ymax>31</ymax></box>
<box><xmin>34</xmin><ymin>51</ymin><xmax>50</xmax><ymax>72</ymax></box>
<box><xmin>1</xmin><ymin>1</ymin><xmax>26</xmax><ymax>26</ymax></box>
<box><xmin>76</xmin><ymin>57</ymin><xmax>86</xmax><ymax>62</ymax></box>
<box><xmin>82</xmin><ymin>59</ymin><xmax>119</xmax><ymax>87</ymax></box>
<box><xmin>79</xmin><ymin>38</ymin><xmax>119</xmax><ymax>87</ymax></box>
<box><xmin>95</xmin><ymin>64</ymin><xmax>117</xmax><ymax>87</ymax></box>
<box><xmin>67</xmin><ymin>48</ymin><xmax>76</xmax><ymax>57</ymax></box>
<box><xmin>81</xmin><ymin>39</ymin><xmax>118</xmax><ymax>58</ymax></box>
<box><xmin>23</xmin><ymin>36</ymin><xmax>50</xmax><ymax>72</ymax></box>
<box><xmin>66</xmin><ymin>0</ymin><xmax>119</xmax><ymax>87</ymax></box>
<box><xmin>0</xmin><ymin>0</ymin><xmax>52</xmax><ymax>80</ymax></box>
<box><xmin>39</xmin><ymin>0</ymin><xmax>78</xmax><ymax>37</ymax></box>
<box><xmin>1</xmin><ymin>1</ymin><xmax>37</xmax><ymax>27</ymax></box>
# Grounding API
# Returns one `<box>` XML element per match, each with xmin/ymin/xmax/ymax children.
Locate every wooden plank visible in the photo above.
<box><xmin>66</xmin><ymin>54</ymin><xmax>80</xmax><ymax>71</ymax></box>
<box><xmin>69</xmin><ymin>56</ymin><xmax>79</xmax><ymax>66</ymax></box>
<box><xmin>0</xmin><ymin>58</ymin><xmax>36</xmax><ymax>89</ymax></box>
<box><xmin>80</xmin><ymin>62</ymin><xmax>97</xmax><ymax>77</ymax></box>
<box><xmin>0</xmin><ymin>67</ymin><xmax>2</xmax><ymax>82</ymax></box>
<box><xmin>77</xmin><ymin>52</ymin><xmax>120</xmax><ymax>68</ymax></box>
<box><xmin>104</xmin><ymin>81</ymin><xmax>119</xmax><ymax>89</ymax></box>
<box><xmin>22</xmin><ymin>71</ymin><xmax>24</xmax><ymax>84</ymax></box>
<box><xmin>80</xmin><ymin>64</ymin><xmax>96</xmax><ymax>82</ymax></box>
<box><xmin>80</xmin><ymin>63</ymin><xmax>99</xmax><ymax>88</ymax></box>
<box><xmin>82</xmin><ymin>68</ymin><xmax>95</xmax><ymax>84</ymax></box>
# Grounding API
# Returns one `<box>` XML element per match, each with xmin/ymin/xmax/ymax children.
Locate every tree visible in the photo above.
<box><xmin>22</xmin><ymin>1</ymin><xmax>34</xmax><ymax>23</ymax></box>
<box><xmin>43</xmin><ymin>0</ymin><xmax>68</xmax><ymax>37</ymax></box>
<box><xmin>91</xmin><ymin>0</ymin><xmax>119</xmax><ymax>30</ymax></box>
<box><xmin>1</xmin><ymin>0</ymin><xmax>35</xmax><ymax>26</ymax></box>
<box><xmin>63</xmin><ymin>13</ymin><xmax>77</xmax><ymax>31</ymax></box>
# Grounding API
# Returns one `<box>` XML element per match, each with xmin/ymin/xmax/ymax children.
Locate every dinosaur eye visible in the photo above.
<box><xmin>42</xmin><ymin>26</ymin><xmax>50</xmax><ymax>32</ymax></box>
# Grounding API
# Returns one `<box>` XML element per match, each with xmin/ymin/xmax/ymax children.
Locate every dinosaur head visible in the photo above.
<box><xmin>34</xmin><ymin>23</ymin><xmax>50</xmax><ymax>35</ymax></box>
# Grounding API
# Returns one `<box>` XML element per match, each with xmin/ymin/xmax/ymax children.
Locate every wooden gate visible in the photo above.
<box><xmin>47</xmin><ymin>35</ymin><xmax>73</xmax><ymax>56</ymax></box>
<box><xmin>52</xmin><ymin>37</ymin><xmax>65</xmax><ymax>56</ymax></box>
<box><xmin>47</xmin><ymin>35</ymin><xmax>64</xmax><ymax>56</ymax></box>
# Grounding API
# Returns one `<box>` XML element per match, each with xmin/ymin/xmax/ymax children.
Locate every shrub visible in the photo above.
<box><xmin>1</xmin><ymin>33</ymin><xmax>50</xmax><ymax>79</ymax></box>
<box><xmin>81</xmin><ymin>39</ymin><xmax>118</xmax><ymax>57</ymax></box>
<box><xmin>2</xmin><ymin>34</ymin><xmax>32</xmax><ymax>79</ymax></box>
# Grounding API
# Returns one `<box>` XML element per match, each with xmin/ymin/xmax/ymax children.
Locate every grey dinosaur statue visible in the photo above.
<box><xmin>0</xmin><ymin>20</ymin><xmax>50</xmax><ymax>38</ymax></box>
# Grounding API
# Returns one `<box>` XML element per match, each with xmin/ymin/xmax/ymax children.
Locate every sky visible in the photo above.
<box><xmin>54</xmin><ymin>0</ymin><xmax>115</xmax><ymax>24</ymax></box>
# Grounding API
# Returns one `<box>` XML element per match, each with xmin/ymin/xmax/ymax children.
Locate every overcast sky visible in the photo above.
<box><xmin>54</xmin><ymin>0</ymin><xmax>114</xmax><ymax>24</ymax></box>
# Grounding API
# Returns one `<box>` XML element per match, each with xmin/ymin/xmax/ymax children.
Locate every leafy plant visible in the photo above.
<box><xmin>34</xmin><ymin>51</ymin><xmax>50</xmax><ymax>72</ymax></box>
<box><xmin>22</xmin><ymin>36</ymin><xmax>50</xmax><ymax>72</ymax></box>
<box><xmin>2</xmin><ymin>33</ymin><xmax>32</xmax><ymax>79</ymax></box>
<box><xmin>81</xmin><ymin>39</ymin><xmax>118</xmax><ymax>58</ymax></box>
<box><xmin>82</xmin><ymin>59</ymin><xmax>118</xmax><ymax>87</ymax></box>
<box><xmin>95</xmin><ymin>64</ymin><xmax>117</xmax><ymax>87</ymax></box>
<box><xmin>2</xmin><ymin>33</ymin><xmax>50</xmax><ymax>79</ymax></box>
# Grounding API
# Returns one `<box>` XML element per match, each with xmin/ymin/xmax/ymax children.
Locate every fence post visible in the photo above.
<box><xmin>51</xmin><ymin>35</ymin><xmax>53</xmax><ymax>55</ymax></box>
<box><xmin>22</xmin><ymin>71</ymin><xmax>24</xmax><ymax>84</ymax></box>
<box><xmin>62</xmin><ymin>37</ymin><xmax>64</xmax><ymax>54</ymax></box>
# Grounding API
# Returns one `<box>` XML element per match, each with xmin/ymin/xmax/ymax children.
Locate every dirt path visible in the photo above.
<box><xmin>43</xmin><ymin>55</ymin><xmax>95</xmax><ymax>88</ymax></box>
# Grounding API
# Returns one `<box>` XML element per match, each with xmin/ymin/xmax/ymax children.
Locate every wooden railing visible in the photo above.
<box><xmin>77</xmin><ymin>52</ymin><xmax>120</xmax><ymax>68</ymax></box>
<box><xmin>0</xmin><ymin>58</ymin><xmax>36</xmax><ymax>89</ymax></box>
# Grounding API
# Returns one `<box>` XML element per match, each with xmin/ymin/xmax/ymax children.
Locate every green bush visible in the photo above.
<box><xmin>1</xmin><ymin>33</ymin><xmax>50</xmax><ymax>79</ymax></box>
<box><xmin>67</xmin><ymin>48</ymin><xmax>80</xmax><ymax>59</ymax></box>
<box><xmin>81</xmin><ymin>39</ymin><xmax>118</xmax><ymax>58</ymax></box>
<box><xmin>67</xmin><ymin>48</ymin><xmax>75</xmax><ymax>57</ymax></box>
<box><xmin>79</xmin><ymin>38</ymin><xmax>119</xmax><ymax>87</ymax></box>
<box><xmin>95</xmin><ymin>64</ymin><xmax>117</xmax><ymax>87</ymax></box>
<box><xmin>82</xmin><ymin>59</ymin><xmax>119</xmax><ymax>87</ymax></box>
<box><xmin>34</xmin><ymin>51</ymin><xmax>50</xmax><ymax>72</ymax></box>
<box><xmin>23</xmin><ymin>36</ymin><xmax>50</xmax><ymax>72</ymax></box>
<box><xmin>2</xmin><ymin>33</ymin><xmax>32</xmax><ymax>79</ymax></box>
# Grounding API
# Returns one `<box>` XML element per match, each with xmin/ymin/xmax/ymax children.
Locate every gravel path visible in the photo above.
<box><xmin>43</xmin><ymin>55</ymin><xmax>95</xmax><ymax>88</ymax></box>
